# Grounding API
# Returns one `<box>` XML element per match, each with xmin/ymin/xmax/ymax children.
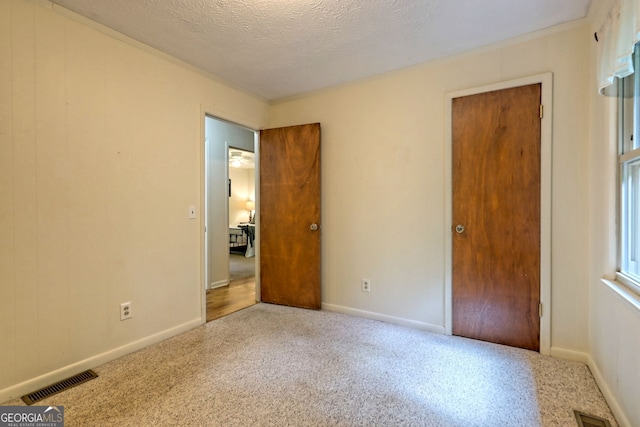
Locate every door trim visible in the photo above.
<box><xmin>444</xmin><ymin>73</ymin><xmax>553</xmax><ymax>355</ymax></box>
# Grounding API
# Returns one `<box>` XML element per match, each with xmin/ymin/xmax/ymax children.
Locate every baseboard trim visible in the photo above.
<box><xmin>322</xmin><ymin>303</ymin><xmax>445</xmax><ymax>334</ymax></box>
<box><xmin>0</xmin><ymin>317</ymin><xmax>202</xmax><ymax>404</ymax></box>
<box><xmin>209</xmin><ymin>280</ymin><xmax>228</xmax><ymax>290</ymax></box>
<box><xmin>549</xmin><ymin>347</ymin><xmax>590</xmax><ymax>363</ymax></box>
<box><xmin>551</xmin><ymin>347</ymin><xmax>631</xmax><ymax>427</ymax></box>
<box><xmin>586</xmin><ymin>355</ymin><xmax>632</xmax><ymax>427</ymax></box>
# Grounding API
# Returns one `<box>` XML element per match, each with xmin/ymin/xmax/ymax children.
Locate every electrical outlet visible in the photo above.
<box><xmin>120</xmin><ymin>301</ymin><xmax>132</xmax><ymax>321</ymax></box>
<box><xmin>362</xmin><ymin>278</ymin><xmax>371</xmax><ymax>293</ymax></box>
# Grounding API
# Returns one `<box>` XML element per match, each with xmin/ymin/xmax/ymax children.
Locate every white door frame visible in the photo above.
<box><xmin>443</xmin><ymin>73</ymin><xmax>553</xmax><ymax>355</ymax></box>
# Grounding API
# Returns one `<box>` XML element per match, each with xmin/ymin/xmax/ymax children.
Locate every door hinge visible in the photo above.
<box><xmin>538</xmin><ymin>302</ymin><xmax>543</xmax><ymax>318</ymax></box>
<box><xmin>539</xmin><ymin>105</ymin><xmax>544</xmax><ymax>119</ymax></box>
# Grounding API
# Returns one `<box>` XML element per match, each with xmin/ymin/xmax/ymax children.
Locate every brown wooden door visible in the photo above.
<box><xmin>259</xmin><ymin>123</ymin><xmax>321</xmax><ymax>309</ymax></box>
<box><xmin>452</xmin><ymin>84</ymin><xmax>541</xmax><ymax>351</ymax></box>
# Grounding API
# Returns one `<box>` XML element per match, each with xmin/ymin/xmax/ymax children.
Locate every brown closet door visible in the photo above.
<box><xmin>452</xmin><ymin>84</ymin><xmax>541</xmax><ymax>351</ymax></box>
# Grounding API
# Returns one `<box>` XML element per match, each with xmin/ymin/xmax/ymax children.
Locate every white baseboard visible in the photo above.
<box><xmin>0</xmin><ymin>317</ymin><xmax>202</xmax><ymax>404</ymax></box>
<box><xmin>585</xmin><ymin>355</ymin><xmax>631</xmax><ymax>427</ymax></box>
<box><xmin>549</xmin><ymin>347</ymin><xmax>590</xmax><ymax>363</ymax></box>
<box><xmin>322</xmin><ymin>303</ymin><xmax>445</xmax><ymax>334</ymax></box>
<box><xmin>209</xmin><ymin>280</ymin><xmax>228</xmax><ymax>290</ymax></box>
<box><xmin>551</xmin><ymin>347</ymin><xmax>631</xmax><ymax>427</ymax></box>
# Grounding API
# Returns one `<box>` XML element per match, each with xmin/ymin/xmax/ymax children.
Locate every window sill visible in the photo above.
<box><xmin>601</xmin><ymin>275</ymin><xmax>640</xmax><ymax>312</ymax></box>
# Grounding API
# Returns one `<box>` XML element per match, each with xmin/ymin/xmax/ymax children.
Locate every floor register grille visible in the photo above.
<box><xmin>21</xmin><ymin>370</ymin><xmax>98</xmax><ymax>405</ymax></box>
<box><xmin>574</xmin><ymin>410</ymin><xmax>613</xmax><ymax>427</ymax></box>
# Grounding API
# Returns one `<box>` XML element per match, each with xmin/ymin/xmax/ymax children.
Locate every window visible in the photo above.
<box><xmin>618</xmin><ymin>45</ymin><xmax>640</xmax><ymax>293</ymax></box>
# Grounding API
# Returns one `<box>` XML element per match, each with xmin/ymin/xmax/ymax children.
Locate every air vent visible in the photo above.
<box><xmin>574</xmin><ymin>410</ymin><xmax>612</xmax><ymax>427</ymax></box>
<box><xmin>21</xmin><ymin>370</ymin><xmax>98</xmax><ymax>405</ymax></box>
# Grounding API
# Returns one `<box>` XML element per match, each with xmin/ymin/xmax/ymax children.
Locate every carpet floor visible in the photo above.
<box><xmin>229</xmin><ymin>253</ymin><xmax>255</xmax><ymax>281</ymax></box>
<box><xmin>3</xmin><ymin>304</ymin><xmax>617</xmax><ymax>426</ymax></box>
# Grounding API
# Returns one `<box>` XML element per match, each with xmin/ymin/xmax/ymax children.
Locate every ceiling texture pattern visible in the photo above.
<box><xmin>51</xmin><ymin>0</ymin><xmax>592</xmax><ymax>101</ymax></box>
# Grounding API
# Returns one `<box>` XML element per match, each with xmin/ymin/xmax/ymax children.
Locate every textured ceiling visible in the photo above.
<box><xmin>51</xmin><ymin>0</ymin><xmax>592</xmax><ymax>101</ymax></box>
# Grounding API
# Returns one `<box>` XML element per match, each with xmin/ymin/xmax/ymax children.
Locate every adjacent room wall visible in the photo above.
<box><xmin>205</xmin><ymin>117</ymin><xmax>255</xmax><ymax>289</ymax></box>
<box><xmin>0</xmin><ymin>0</ymin><xmax>269</xmax><ymax>401</ymax></box>
<box><xmin>229</xmin><ymin>167</ymin><xmax>254</xmax><ymax>226</ymax></box>
<box><xmin>268</xmin><ymin>23</ymin><xmax>591</xmax><ymax>353</ymax></box>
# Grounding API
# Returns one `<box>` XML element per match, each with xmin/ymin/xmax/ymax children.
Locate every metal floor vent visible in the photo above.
<box><xmin>574</xmin><ymin>410</ymin><xmax>612</xmax><ymax>427</ymax></box>
<box><xmin>21</xmin><ymin>369</ymin><xmax>98</xmax><ymax>405</ymax></box>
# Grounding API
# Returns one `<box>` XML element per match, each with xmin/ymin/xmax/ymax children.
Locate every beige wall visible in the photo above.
<box><xmin>588</xmin><ymin>86</ymin><xmax>640</xmax><ymax>427</ymax></box>
<box><xmin>0</xmin><ymin>0</ymin><xmax>269</xmax><ymax>401</ymax></box>
<box><xmin>586</xmin><ymin>3</ymin><xmax>640</xmax><ymax>426</ymax></box>
<box><xmin>269</xmin><ymin>24</ymin><xmax>591</xmax><ymax>351</ymax></box>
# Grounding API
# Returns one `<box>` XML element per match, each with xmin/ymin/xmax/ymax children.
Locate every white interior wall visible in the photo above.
<box><xmin>0</xmin><ymin>0</ymin><xmax>269</xmax><ymax>402</ymax></box>
<box><xmin>268</xmin><ymin>23</ymin><xmax>591</xmax><ymax>350</ymax></box>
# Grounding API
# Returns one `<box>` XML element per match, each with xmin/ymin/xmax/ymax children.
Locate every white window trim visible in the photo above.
<box><xmin>607</xmin><ymin>56</ymin><xmax>640</xmax><ymax>311</ymax></box>
<box><xmin>620</xmin><ymin>146</ymin><xmax>640</xmax><ymax>163</ymax></box>
<box><xmin>602</xmin><ymin>276</ymin><xmax>640</xmax><ymax>312</ymax></box>
<box><xmin>615</xmin><ymin>271</ymin><xmax>640</xmax><ymax>296</ymax></box>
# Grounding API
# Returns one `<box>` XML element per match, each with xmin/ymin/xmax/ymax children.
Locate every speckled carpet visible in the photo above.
<box><xmin>3</xmin><ymin>304</ymin><xmax>617</xmax><ymax>426</ymax></box>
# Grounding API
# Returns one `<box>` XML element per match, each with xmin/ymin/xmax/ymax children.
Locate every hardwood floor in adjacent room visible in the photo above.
<box><xmin>206</xmin><ymin>277</ymin><xmax>256</xmax><ymax>322</ymax></box>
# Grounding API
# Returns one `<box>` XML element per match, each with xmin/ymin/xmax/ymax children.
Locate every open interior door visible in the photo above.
<box><xmin>259</xmin><ymin>123</ymin><xmax>321</xmax><ymax>309</ymax></box>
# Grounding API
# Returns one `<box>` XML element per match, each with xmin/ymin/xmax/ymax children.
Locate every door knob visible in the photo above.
<box><xmin>455</xmin><ymin>224</ymin><xmax>465</xmax><ymax>234</ymax></box>
<box><xmin>310</xmin><ymin>223</ymin><xmax>319</xmax><ymax>231</ymax></box>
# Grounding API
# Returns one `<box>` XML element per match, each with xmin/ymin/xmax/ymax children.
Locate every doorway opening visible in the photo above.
<box><xmin>204</xmin><ymin>115</ymin><xmax>258</xmax><ymax>321</ymax></box>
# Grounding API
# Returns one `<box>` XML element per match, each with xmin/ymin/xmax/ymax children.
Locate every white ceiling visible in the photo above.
<box><xmin>51</xmin><ymin>0</ymin><xmax>592</xmax><ymax>101</ymax></box>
